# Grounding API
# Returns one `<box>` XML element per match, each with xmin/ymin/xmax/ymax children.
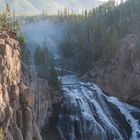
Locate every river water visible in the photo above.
<box><xmin>57</xmin><ymin>75</ymin><xmax>140</xmax><ymax>140</ymax></box>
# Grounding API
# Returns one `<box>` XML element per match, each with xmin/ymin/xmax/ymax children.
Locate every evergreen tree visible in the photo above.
<box><xmin>34</xmin><ymin>46</ymin><xmax>61</xmax><ymax>90</ymax></box>
<box><xmin>58</xmin><ymin>0</ymin><xmax>140</xmax><ymax>74</ymax></box>
<box><xmin>18</xmin><ymin>32</ymin><xmax>31</xmax><ymax>65</ymax></box>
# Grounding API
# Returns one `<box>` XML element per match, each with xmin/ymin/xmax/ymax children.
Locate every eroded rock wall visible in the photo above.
<box><xmin>21</xmin><ymin>64</ymin><xmax>53</xmax><ymax>131</ymax></box>
<box><xmin>0</xmin><ymin>30</ymin><xmax>56</xmax><ymax>140</ymax></box>
<box><xmin>84</xmin><ymin>34</ymin><xmax>140</xmax><ymax>107</ymax></box>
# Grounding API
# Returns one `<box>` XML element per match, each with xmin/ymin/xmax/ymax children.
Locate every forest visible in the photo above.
<box><xmin>58</xmin><ymin>0</ymin><xmax>140</xmax><ymax>74</ymax></box>
<box><xmin>1</xmin><ymin>0</ymin><xmax>140</xmax><ymax>85</ymax></box>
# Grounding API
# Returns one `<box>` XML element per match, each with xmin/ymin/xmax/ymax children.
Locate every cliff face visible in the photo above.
<box><xmin>21</xmin><ymin>64</ymin><xmax>52</xmax><ymax>132</ymax></box>
<box><xmin>0</xmin><ymin>30</ymin><xmax>59</xmax><ymax>140</ymax></box>
<box><xmin>83</xmin><ymin>34</ymin><xmax>140</xmax><ymax>107</ymax></box>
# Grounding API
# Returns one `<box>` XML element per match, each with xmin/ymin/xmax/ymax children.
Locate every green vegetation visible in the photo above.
<box><xmin>0</xmin><ymin>4</ymin><xmax>29</xmax><ymax>65</ymax></box>
<box><xmin>34</xmin><ymin>45</ymin><xmax>61</xmax><ymax>90</ymax></box>
<box><xmin>0</xmin><ymin>4</ymin><xmax>20</xmax><ymax>32</ymax></box>
<box><xmin>58</xmin><ymin>0</ymin><xmax>140</xmax><ymax>74</ymax></box>
<box><xmin>0</xmin><ymin>128</ymin><xmax>4</xmax><ymax>140</ymax></box>
<box><xmin>34</xmin><ymin>46</ymin><xmax>51</xmax><ymax>79</ymax></box>
<box><xmin>18</xmin><ymin>32</ymin><xmax>32</xmax><ymax>66</ymax></box>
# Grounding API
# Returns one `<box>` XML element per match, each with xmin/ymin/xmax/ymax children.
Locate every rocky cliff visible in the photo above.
<box><xmin>0</xmin><ymin>30</ymin><xmax>61</xmax><ymax>140</ymax></box>
<box><xmin>83</xmin><ymin>34</ymin><xmax>140</xmax><ymax>107</ymax></box>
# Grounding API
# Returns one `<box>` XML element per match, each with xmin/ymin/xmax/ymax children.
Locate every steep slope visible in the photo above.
<box><xmin>0</xmin><ymin>0</ymin><xmax>102</xmax><ymax>15</ymax></box>
<box><xmin>0</xmin><ymin>30</ymin><xmax>61</xmax><ymax>140</ymax></box>
<box><xmin>36</xmin><ymin>0</ymin><xmax>102</xmax><ymax>12</ymax></box>
<box><xmin>0</xmin><ymin>30</ymin><xmax>41</xmax><ymax>139</ymax></box>
<box><xmin>1</xmin><ymin>0</ymin><xmax>39</xmax><ymax>15</ymax></box>
<box><xmin>77</xmin><ymin>0</ymin><xmax>102</xmax><ymax>8</ymax></box>
<box><xmin>29</xmin><ymin>0</ymin><xmax>65</xmax><ymax>14</ymax></box>
<box><xmin>84</xmin><ymin>34</ymin><xmax>140</xmax><ymax>107</ymax></box>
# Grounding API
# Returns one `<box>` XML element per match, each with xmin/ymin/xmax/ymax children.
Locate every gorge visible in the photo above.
<box><xmin>0</xmin><ymin>0</ymin><xmax>140</xmax><ymax>139</ymax></box>
<box><xmin>23</xmin><ymin>15</ymin><xmax>140</xmax><ymax>140</ymax></box>
<box><xmin>0</xmin><ymin>20</ymin><xmax>140</xmax><ymax>140</ymax></box>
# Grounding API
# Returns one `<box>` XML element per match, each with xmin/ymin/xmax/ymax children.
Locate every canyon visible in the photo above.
<box><xmin>0</xmin><ymin>18</ymin><xmax>140</xmax><ymax>140</ymax></box>
<box><xmin>1</xmin><ymin>0</ymin><xmax>140</xmax><ymax>139</ymax></box>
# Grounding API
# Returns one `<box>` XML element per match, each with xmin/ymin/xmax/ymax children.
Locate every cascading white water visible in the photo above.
<box><xmin>57</xmin><ymin>75</ymin><xmax>140</xmax><ymax>140</ymax></box>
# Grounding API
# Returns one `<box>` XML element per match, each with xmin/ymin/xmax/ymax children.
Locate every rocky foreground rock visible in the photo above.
<box><xmin>0</xmin><ymin>30</ymin><xmax>61</xmax><ymax>140</ymax></box>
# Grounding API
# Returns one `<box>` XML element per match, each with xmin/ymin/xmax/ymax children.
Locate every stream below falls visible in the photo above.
<box><xmin>57</xmin><ymin>75</ymin><xmax>140</xmax><ymax>140</ymax></box>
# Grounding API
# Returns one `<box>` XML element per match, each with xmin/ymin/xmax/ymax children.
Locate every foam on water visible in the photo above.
<box><xmin>57</xmin><ymin>75</ymin><xmax>140</xmax><ymax>140</ymax></box>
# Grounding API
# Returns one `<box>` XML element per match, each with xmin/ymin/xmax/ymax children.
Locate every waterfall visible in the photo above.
<box><xmin>57</xmin><ymin>75</ymin><xmax>140</xmax><ymax>140</ymax></box>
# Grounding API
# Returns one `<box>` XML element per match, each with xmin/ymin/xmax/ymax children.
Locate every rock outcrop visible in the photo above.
<box><xmin>0</xmin><ymin>30</ymin><xmax>61</xmax><ymax>140</ymax></box>
<box><xmin>83</xmin><ymin>34</ymin><xmax>140</xmax><ymax>107</ymax></box>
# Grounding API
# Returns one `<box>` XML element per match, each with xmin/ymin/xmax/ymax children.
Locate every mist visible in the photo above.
<box><xmin>22</xmin><ymin>18</ymin><xmax>67</xmax><ymax>59</ymax></box>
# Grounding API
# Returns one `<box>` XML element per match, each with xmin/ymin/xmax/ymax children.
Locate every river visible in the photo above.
<box><xmin>57</xmin><ymin>75</ymin><xmax>140</xmax><ymax>140</ymax></box>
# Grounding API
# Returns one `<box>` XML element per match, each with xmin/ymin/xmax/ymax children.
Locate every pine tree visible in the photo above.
<box><xmin>19</xmin><ymin>32</ymin><xmax>31</xmax><ymax>65</ymax></box>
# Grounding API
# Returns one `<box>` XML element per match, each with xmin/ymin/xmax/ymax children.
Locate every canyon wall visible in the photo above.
<box><xmin>83</xmin><ymin>34</ymin><xmax>140</xmax><ymax>107</ymax></box>
<box><xmin>0</xmin><ymin>30</ymin><xmax>60</xmax><ymax>140</ymax></box>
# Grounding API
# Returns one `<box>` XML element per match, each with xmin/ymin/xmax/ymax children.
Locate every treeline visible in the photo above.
<box><xmin>57</xmin><ymin>8</ymin><xmax>88</xmax><ymax>17</ymax></box>
<box><xmin>59</xmin><ymin>0</ymin><xmax>140</xmax><ymax>74</ymax></box>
